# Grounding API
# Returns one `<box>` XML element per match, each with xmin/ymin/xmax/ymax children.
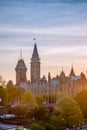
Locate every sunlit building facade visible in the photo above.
<box><xmin>15</xmin><ymin>44</ymin><xmax>87</xmax><ymax>103</ymax></box>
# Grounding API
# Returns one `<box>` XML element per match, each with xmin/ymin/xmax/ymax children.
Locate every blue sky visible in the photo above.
<box><xmin>0</xmin><ymin>0</ymin><xmax>87</xmax><ymax>83</ymax></box>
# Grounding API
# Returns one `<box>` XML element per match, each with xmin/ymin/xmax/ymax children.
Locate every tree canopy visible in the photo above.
<box><xmin>7</xmin><ymin>86</ymin><xmax>25</xmax><ymax>105</ymax></box>
<box><xmin>75</xmin><ymin>89</ymin><xmax>87</xmax><ymax>118</ymax></box>
<box><xmin>36</xmin><ymin>96</ymin><xmax>44</xmax><ymax>106</ymax></box>
<box><xmin>0</xmin><ymin>76</ymin><xmax>6</xmax><ymax>87</ymax></box>
<box><xmin>50</xmin><ymin>95</ymin><xmax>84</xmax><ymax>128</ymax></box>
<box><xmin>0</xmin><ymin>87</ymin><xmax>8</xmax><ymax>106</ymax></box>
<box><xmin>21</xmin><ymin>90</ymin><xmax>36</xmax><ymax>105</ymax></box>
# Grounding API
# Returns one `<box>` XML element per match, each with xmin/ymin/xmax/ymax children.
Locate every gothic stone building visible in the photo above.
<box><xmin>15</xmin><ymin>44</ymin><xmax>40</xmax><ymax>85</ymax></box>
<box><xmin>15</xmin><ymin>44</ymin><xmax>87</xmax><ymax>102</ymax></box>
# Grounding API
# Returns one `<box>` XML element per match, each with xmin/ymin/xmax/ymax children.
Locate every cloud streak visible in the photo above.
<box><xmin>0</xmin><ymin>24</ymin><xmax>87</xmax><ymax>36</ymax></box>
<box><xmin>0</xmin><ymin>0</ymin><xmax>87</xmax><ymax>82</ymax></box>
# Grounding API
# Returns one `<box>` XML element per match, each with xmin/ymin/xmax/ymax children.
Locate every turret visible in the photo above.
<box><xmin>15</xmin><ymin>51</ymin><xmax>27</xmax><ymax>85</ymax></box>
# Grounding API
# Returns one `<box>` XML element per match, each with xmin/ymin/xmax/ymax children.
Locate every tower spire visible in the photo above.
<box><xmin>31</xmin><ymin>43</ymin><xmax>40</xmax><ymax>83</ymax></box>
<box><xmin>69</xmin><ymin>63</ymin><xmax>75</xmax><ymax>77</ymax></box>
<box><xmin>31</xmin><ymin>40</ymin><xmax>40</xmax><ymax>61</ymax></box>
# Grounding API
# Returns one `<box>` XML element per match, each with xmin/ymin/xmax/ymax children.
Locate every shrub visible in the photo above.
<box><xmin>9</xmin><ymin>105</ymin><xmax>27</xmax><ymax>117</ymax></box>
<box><xmin>30</xmin><ymin>124</ymin><xmax>44</xmax><ymax>130</ymax></box>
<box><xmin>27</xmin><ymin>106</ymin><xmax>49</xmax><ymax>121</ymax></box>
<box><xmin>44</xmin><ymin>123</ymin><xmax>56</xmax><ymax>130</ymax></box>
<box><xmin>15</xmin><ymin>127</ymin><xmax>24</xmax><ymax>130</ymax></box>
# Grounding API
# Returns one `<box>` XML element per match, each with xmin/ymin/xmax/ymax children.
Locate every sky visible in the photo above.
<box><xmin>0</xmin><ymin>0</ymin><xmax>87</xmax><ymax>83</ymax></box>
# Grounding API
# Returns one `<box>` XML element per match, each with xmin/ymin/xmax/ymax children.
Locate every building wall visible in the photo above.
<box><xmin>31</xmin><ymin>61</ymin><xmax>40</xmax><ymax>83</ymax></box>
<box><xmin>16</xmin><ymin>69</ymin><xmax>27</xmax><ymax>85</ymax></box>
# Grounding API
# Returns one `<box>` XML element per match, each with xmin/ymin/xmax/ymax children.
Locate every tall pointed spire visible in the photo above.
<box><xmin>60</xmin><ymin>66</ymin><xmax>65</xmax><ymax>78</ymax></box>
<box><xmin>31</xmin><ymin>42</ymin><xmax>40</xmax><ymax>83</ymax></box>
<box><xmin>69</xmin><ymin>63</ymin><xmax>75</xmax><ymax>77</ymax></box>
<box><xmin>32</xmin><ymin>44</ymin><xmax>39</xmax><ymax>58</ymax></box>
<box><xmin>31</xmin><ymin>40</ymin><xmax>40</xmax><ymax>61</ymax></box>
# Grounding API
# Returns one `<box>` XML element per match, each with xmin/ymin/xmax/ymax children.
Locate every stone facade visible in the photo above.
<box><xmin>15</xmin><ymin>44</ymin><xmax>87</xmax><ymax>103</ymax></box>
<box><xmin>15</xmin><ymin>59</ymin><xmax>27</xmax><ymax>85</ymax></box>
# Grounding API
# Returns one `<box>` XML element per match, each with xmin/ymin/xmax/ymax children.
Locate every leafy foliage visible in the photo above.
<box><xmin>9</xmin><ymin>105</ymin><xmax>27</xmax><ymax>117</ymax></box>
<box><xmin>50</xmin><ymin>95</ymin><xmax>84</xmax><ymax>128</ymax></box>
<box><xmin>21</xmin><ymin>90</ymin><xmax>36</xmax><ymax>105</ymax></box>
<box><xmin>7</xmin><ymin>86</ymin><xmax>25</xmax><ymax>105</ymax></box>
<box><xmin>27</xmin><ymin>106</ymin><xmax>49</xmax><ymax>121</ymax></box>
<box><xmin>0</xmin><ymin>87</ymin><xmax>8</xmax><ymax>106</ymax></box>
<box><xmin>30</xmin><ymin>124</ymin><xmax>44</xmax><ymax>130</ymax></box>
<box><xmin>0</xmin><ymin>76</ymin><xmax>6</xmax><ymax>87</ymax></box>
<box><xmin>75</xmin><ymin>89</ymin><xmax>87</xmax><ymax>118</ymax></box>
<box><xmin>15</xmin><ymin>127</ymin><xmax>24</xmax><ymax>130</ymax></box>
<box><xmin>44</xmin><ymin>123</ymin><xmax>56</xmax><ymax>130</ymax></box>
<box><xmin>36</xmin><ymin>96</ymin><xmax>44</xmax><ymax>106</ymax></box>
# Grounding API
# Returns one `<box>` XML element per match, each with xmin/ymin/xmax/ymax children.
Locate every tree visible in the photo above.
<box><xmin>9</xmin><ymin>105</ymin><xmax>27</xmax><ymax>117</ymax></box>
<box><xmin>7</xmin><ymin>86</ymin><xmax>25</xmax><ymax>105</ymax></box>
<box><xmin>27</xmin><ymin>106</ymin><xmax>49</xmax><ymax>121</ymax></box>
<box><xmin>0</xmin><ymin>76</ymin><xmax>6</xmax><ymax>87</ymax></box>
<box><xmin>36</xmin><ymin>96</ymin><xmax>44</xmax><ymax>106</ymax></box>
<box><xmin>7</xmin><ymin>86</ymin><xmax>16</xmax><ymax>105</ymax></box>
<box><xmin>21</xmin><ymin>90</ymin><xmax>36</xmax><ymax>105</ymax></box>
<box><xmin>16</xmin><ymin>87</ymin><xmax>26</xmax><ymax>103</ymax></box>
<box><xmin>75</xmin><ymin>89</ymin><xmax>87</xmax><ymax>118</ymax></box>
<box><xmin>44</xmin><ymin>124</ymin><xmax>56</xmax><ymax>130</ymax></box>
<box><xmin>6</xmin><ymin>80</ymin><xmax>13</xmax><ymax>88</ymax></box>
<box><xmin>50</xmin><ymin>95</ymin><xmax>84</xmax><ymax>128</ymax></box>
<box><xmin>30</xmin><ymin>124</ymin><xmax>44</xmax><ymax>130</ymax></box>
<box><xmin>0</xmin><ymin>87</ymin><xmax>8</xmax><ymax>106</ymax></box>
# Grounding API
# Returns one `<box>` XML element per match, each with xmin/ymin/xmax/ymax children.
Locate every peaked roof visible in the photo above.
<box><xmin>60</xmin><ymin>70</ymin><xmax>65</xmax><ymax>78</ymax></box>
<box><xmin>69</xmin><ymin>66</ymin><xmax>75</xmax><ymax>77</ymax></box>
<box><xmin>31</xmin><ymin>44</ymin><xmax>40</xmax><ymax>61</ymax></box>
<box><xmin>15</xmin><ymin>59</ymin><xmax>27</xmax><ymax>70</ymax></box>
<box><xmin>80</xmin><ymin>72</ymin><xmax>86</xmax><ymax>80</ymax></box>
